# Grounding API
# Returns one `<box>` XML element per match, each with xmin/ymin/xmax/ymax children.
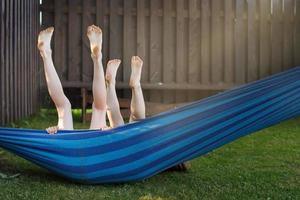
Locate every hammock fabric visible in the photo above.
<box><xmin>0</xmin><ymin>67</ymin><xmax>300</xmax><ymax>184</ymax></box>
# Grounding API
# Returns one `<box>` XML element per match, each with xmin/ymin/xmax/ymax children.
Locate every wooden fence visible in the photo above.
<box><xmin>0</xmin><ymin>0</ymin><xmax>40</xmax><ymax>125</ymax></box>
<box><xmin>40</xmin><ymin>0</ymin><xmax>300</xmax><ymax>103</ymax></box>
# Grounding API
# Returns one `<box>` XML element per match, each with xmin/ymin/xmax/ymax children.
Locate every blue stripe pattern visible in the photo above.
<box><xmin>0</xmin><ymin>67</ymin><xmax>300</xmax><ymax>184</ymax></box>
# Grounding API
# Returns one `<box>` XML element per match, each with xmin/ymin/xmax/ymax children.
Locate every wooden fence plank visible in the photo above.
<box><xmin>96</xmin><ymin>0</ymin><xmax>108</xmax><ymax>63</ymax></box>
<box><xmin>235</xmin><ymin>0</ymin><xmax>246</xmax><ymax>83</ymax></box>
<box><xmin>201</xmin><ymin>0</ymin><xmax>211</xmax><ymax>84</ymax></box>
<box><xmin>295</xmin><ymin>0</ymin><xmax>300</xmax><ymax>66</ymax></box>
<box><xmin>9</xmin><ymin>0</ymin><xmax>14</xmax><ymax>121</ymax></box>
<box><xmin>139</xmin><ymin>0</ymin><xmax>151</xmax><ymax>101</ymax></box>
<box><xmin>20</xmin><ymin>0</ymin><xmax>24</xmax><ymax>119</ymax></box>
<box><xmin>163</xmin><ymin>0</ymin><xmax>175</xmax><ymax>103</ymax></box>
<box><xmin>28</xmin><ymin>0</ymin><xmax>32</xmax><ymax>114</ymax></box>
<box><xmin>102</xmin><ymin>0</ymin><xmax>110</xmax><ymax>67</ymax></box>
<box><xmin>247</xmin><ymin>0</ymin><xmax>258</xmax><ymax>82</ymax></box>
<box><xmin>68</xmin><ymin>0</ymin><xmax>81</xmax><ymax>81</ymax></box>
<box><xmin>283</xmin><ymin>0</ymin><xmax>294</xmax><ymax>70</ymax></box>
<box><xmin>30</xmin><ymin>0</ymin><xmax>35</xmax><ymax>114</ymax></box>
<box><xmin>0</xmin><ymin>0</ymin><xmax>5</xmax><ymax>124</ymax></box>
<box><xmin>54</xmin><ymin>0</ymin><xmax>63</xmax><ymax>77</ymax></box>
<box><xmin>109</xmin><ymin>0</ymin><xmax>123</xmax><ymax>81</ymax></box>
<box><xmin>224</xmin><ymin>0</ymin><xmax>234</xmax><ymax>83</ymax></box>
<box><xmin>137</xmin><ymin>0</ymin><xmax>149</xmax><ymax>83</ymax></box>
<box><xmin>96</xmin><ymin>0</ymin><xmax>104</xmax><ymax>27</ymax></box>
<box><xmin>188</xmin><ymin>0</ymin><xmax>200</xmax><ymax>84</ymax></box>
<box><xmin>123</xmin><ymin>0</ymin><xmax>136</xmax><ymax>83</ymax></box>
<box><xmin>149</xmin><ymin>0</ymin><xmax>162</xmax><ymax>102</ymax></box>
<box><xmin>211</xmin><ymin>0</ymin><xmax>223</xmax><ymax>83</ymax></box>
<box><xmin>271</xmin><ymin>0</ymin><xmax>283</xmax><ymax>74</ymax></box>
<box><xmin>122</xmin><ymin>0</ymin><xmax>136</xmax><ymax>99</ymax></box>
<box><xmin>188</xmin><ymin>0</ymin><xmax>201</xmax><ymax>101</ymax></box>
<box><xmin>259</xmin><ymin>0</ymin><xmax>271</xmax><ymax>78</ymax></box>
<box><xmin>82</xmin><ymin>0</ymin><xmax>94</xmax><ymax>82</ymax></box>
<box><xmin>25</xmin><ymin>1</ymin><xmax>29</xmax><ymax>116</ymax></box>
<box><xmin>5</xmin><ymin>0</ymin><xmax>10</xmax><ymax>122</ymax></box>
<box><xmin>175</xmin><ymin>0</ymin><xmax>187</xmax><ymax>103</ymax></box>
<box><xmin>28</xmin><ymin>1</ymin><xmax>32</xmax><ymax>116</ymax></box>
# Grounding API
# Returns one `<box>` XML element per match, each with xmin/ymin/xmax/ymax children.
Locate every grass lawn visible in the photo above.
<box><xmin>0</xmin><ymin>109</ymin><xmax>299</xmax><ymax>200</ymax></box>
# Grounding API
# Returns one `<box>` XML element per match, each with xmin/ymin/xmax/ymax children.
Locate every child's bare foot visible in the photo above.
<box><xmin>106</xmin><ymin>59</ymin><xmax>121</xmax><ymax>84</ymax></box>
<box><xmin>46</xmin><ymin>126</ymin><xmax>59</xmax><ymax>134</ymax></box>
<box><xmin>87</xmin><ymin>25</ymin><xmax>102</xmax><ymax>59</ymax></box>
<box><xmin>38</xmin><ymin>27</ymin><xmax>54</xmax><ymax>56</ymax></box>
<box><xmin>129</xmin><ymin>56</ymin><xmax>143</xmax><ymax>88</ymax></box>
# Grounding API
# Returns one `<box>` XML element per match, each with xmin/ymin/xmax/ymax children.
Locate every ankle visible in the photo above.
<box><xmin>129</xmin><ymin>82</ymin><xmax>141</xmax><ymax>89</ymax></box>
<box><xmin>106</xmin><ymin>76</ymin><xmax>116</xmax><ymax>85</ymax></box>
<box><xmin>40</xmin><ymin>49</ymin><xmax>52</xmax><ymax>59</ymax></box>
<box><xmin>91</xmin><ymin>54</ymin><xmax>102</xmax><ymax>62</ymax></box>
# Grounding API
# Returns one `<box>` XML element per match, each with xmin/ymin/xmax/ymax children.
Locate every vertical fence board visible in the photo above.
<box><xmin>102</xmin><ymin>0</ymin><xmax>109</xmax><ymax>67</ymax></box>
<box><xmin>29</xmin><ymin>0</ymin><xmax>32</xmax><ymax>114</ymax></box>
<box><xmin>201</xmin><ymin>0</ymin><xmax>211</xmax><ymax>84</ymax></box>
<box><xmin>188</xmin><ymin>0</ymin><xmax>201</xmax><ymax>101</ymax></box>
<box><xmin>247</xmin><ymin>0</ymin><xmax>258</xmax><ymax>81</ymax></box>
<box><xmin>21</xmin><ymin>0</ymin><xmax>25</xmax><ymax>118</ymax></box>
<box><xmin>175</xmin><ymin>0</ymin><xmax>187</xmax><ymax>103</ymax></box>
<box><xmin>149</xmin><ymin>0</ymin><xmax>162</xmax><ymax>102</ymax></box>
<box><xmin>9</xmin><ymin>0</ymin><xmax>14</xmax><ymax>121</ymax></box>
<box><xmin>68</xmin><ymin>0</ymin><xmax>81</xmax><ymax>81</ymax></box>
<box><xmin>259</xmin><ymin>0</ymin><xmax>271</xmax><ymax>78</ymax></box>
<box><xmin>283</xmin><ymin>0</ymin><xmax>294</xmax><ymax>70</ymax></box>
<box><xmin>20</xmin><ymin>0</ymin><xmax>24</xmax><ymax>118</ymax></box>
<box><xmin>271</xmin><ymin>0</ymin><xmax>283</xmax><ymax>73</ymax></box>
<box><xmin>137</xmin><ymin>0</ymin><xmax>148</xmax><ymax>82</ymax></box>
<box><xmin>224</xmin><ymin>0</ymin><xmax>234</xmax><ymax>83</ymax></box>
<box><xmin>96</xmin><ymin>0</ymin><xmax>104</xmax><ymax>27</ymax></box>
<box><xmin>24</xmin><ymin>2</ymin><xmax>30</xmax><ymax>113</ymax></box>
<box><xmin>109</xmin><ymin>0</ymin><xmax>123</xmax><ymax>81</ymax></box>
<box><xmin>295</xmin><ymin>0</ymin><xmax>300</xmax><ymax>66</ymax></box>
<box><xmin>5</xmin><ymin>0</ymin><xmax>10</xmax><ymax>122</ymax></box>
<box><xmin>163</xmin><ymin>0</ymin><xmax>175</xmax><ymax>103</ymax></box>
<box><xmin>1</xmin><ymin>0</ymin><xmax>5</xmax><ymax>123</ymax></box>
<box><xmin>211</xmin><ymin>0</ymin><xmax>223</xmax><ymax>83</ymax></box>
<box><xmin>188</xmin><ymin>0</ymin><xmax>200</xmax><ymax>84</ymax></box>
<box><xmin>235</xmin><ymin>0</ymin><xmax>246</xmax><ymax>83</ymax></box>
<box><xmin>123</xmin><ymin>0</ymin><xmax>136</xmax><ymax>83</ymax></box>
<box><xmin>82</xmin><ymin>0</ymin><xmax>94</xmax><ymax>82</ymax></box>
<box><xmin>96</xmin><ymin>0</ymin><xmax>107</xmax><ymax>65</ymax></box>
<box><xmin>54</xmin><ymin>0</ymin><xmax>63</xmax><ymax>77</ymax></box>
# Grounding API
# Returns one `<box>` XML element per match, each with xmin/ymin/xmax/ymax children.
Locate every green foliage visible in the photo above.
<box><xmin>0</xmin><ymin>110</ymin><xmax>299</xmax><ymax>200</ymax></box>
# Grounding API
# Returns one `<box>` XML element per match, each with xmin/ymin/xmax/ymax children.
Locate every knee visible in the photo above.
<box><xmin>57</xmin><ymin>97</ymin><xmax>72</xmax><ymax>111</ymax></box>
<box><xmin>64</xmin><ymin>98</ymin><xmax>72</xmax><ymax>109</ymax></box>
<box><xmin>92</xmin><ymin>102</ymin><xmax>106</xmax><ymax>113</ymax></box>
<box><xmin>131</xmin><ymin>112</ymin><xmax>145</xmax><ymax>121</ymax></box>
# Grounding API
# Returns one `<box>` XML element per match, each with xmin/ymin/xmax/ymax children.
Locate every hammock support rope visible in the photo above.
<box><xmin>0</xmin><ymin>67</ymin><xmax>300</xmax><ymax>184</ymax></box>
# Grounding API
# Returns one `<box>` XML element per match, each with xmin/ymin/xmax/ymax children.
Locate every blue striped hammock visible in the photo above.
<box><xmin>0</xmin><ymin>67</ymin><xmax>300</xmax><ymax>184</ymax></box>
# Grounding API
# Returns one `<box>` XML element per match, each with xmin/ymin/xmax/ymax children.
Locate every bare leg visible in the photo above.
<box><xmin>87</xmin><ymin>25</ymin><xmax>107</xmax><ymax>129</ymax></box>
<box><xmin>129</xmin><ymin>56</ymin><xmax>145</xmax><ymax>122</ymax></box>
<box><xmin>106</xmin><ymin>59</ymin><xmax>124</xmax><ymax>128</ymax></box>
<box><xmin>38</xmin><ymin>27</ymin><xmax>73</xmax><ymax>133</ymax></box>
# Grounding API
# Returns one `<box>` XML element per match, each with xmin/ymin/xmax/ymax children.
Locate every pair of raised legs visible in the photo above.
<box><xmin>38</xmin><ymin>25</ymin><xmax>145</xmax><ymax>133</ymax></box>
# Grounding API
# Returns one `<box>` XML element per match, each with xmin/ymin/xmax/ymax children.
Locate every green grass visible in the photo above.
<box><xmin>0</xmin><ymin>109</ymin><xmax>299</xmax><ymax>200</ymax></box>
